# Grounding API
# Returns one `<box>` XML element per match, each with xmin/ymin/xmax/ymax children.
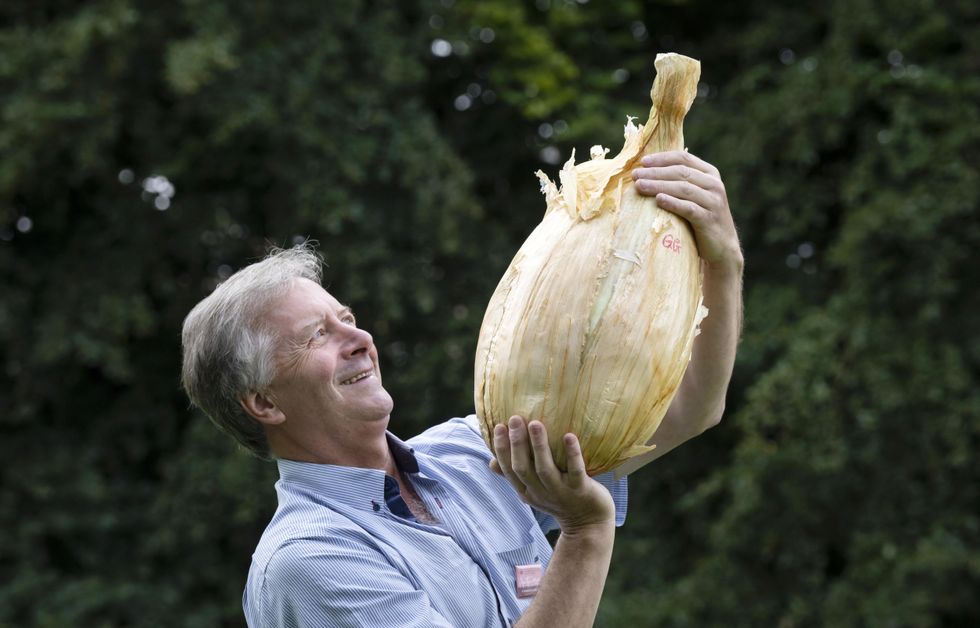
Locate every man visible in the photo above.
<box><xmin>180</xmin><ymin>151</ymin><xmax>742</xmax><ymax>627</ymax></box>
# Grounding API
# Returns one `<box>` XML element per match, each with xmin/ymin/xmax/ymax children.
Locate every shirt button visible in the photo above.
<box><xmin>371</xmin><ymin>501</ymin><xmax>380</xmax><ymax>512</ymax></box>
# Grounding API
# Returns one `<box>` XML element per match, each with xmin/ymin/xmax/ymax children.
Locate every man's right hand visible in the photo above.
<box><xmin>491</xmin><ymin>416</ymin><xmax>617</xmax><ymax>628</ymax></box>
<box><xmin>490</xmin><ymin>416</ymin><xmax>615</xmax><ymax>536</ymax></box>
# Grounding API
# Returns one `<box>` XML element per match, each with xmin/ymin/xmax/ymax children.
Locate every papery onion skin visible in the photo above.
<box><xmin>474</xmin><ymin>53</ymin><xmax>708</xmax><ymax>475</ymax></box>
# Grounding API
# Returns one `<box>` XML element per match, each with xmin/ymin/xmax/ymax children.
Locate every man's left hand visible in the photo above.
<box><xmin>632</xmin><ymin>151</ymin><xmax>742</xmax><ymax>273</ymax></box>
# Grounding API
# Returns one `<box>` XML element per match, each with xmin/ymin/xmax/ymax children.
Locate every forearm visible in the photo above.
<box><xmin>494</xmin><ymin>419</ymin><xmax>618</xmax><ymax>626</ymax></box>
<box><xmin>645</xmin><ymin>257</ymin><xmax>743</xmax><ymax>458</ymax></box>
<box><xmin>618</xmin><ymin>150</ymin><xmax>742</xmax><ymax>472</ymax></box>
<box><xmin>514</xmin><ymin>524</ymin><xmax>615</xmax><ymax>628</ymax></box>
<box><xmin>686</xmin><ymin>258</ymin><xmax>744</xmax><ymax>420</ymax></box>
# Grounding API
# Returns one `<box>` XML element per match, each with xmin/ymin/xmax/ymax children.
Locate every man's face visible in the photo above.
<box><xmin>262</xmin><ymin>278</ymin><xmax>394</xmax><ymax>433</ymax></box>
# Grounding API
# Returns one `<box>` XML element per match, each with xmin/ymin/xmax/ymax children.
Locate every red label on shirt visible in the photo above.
<box><xmin>515</xmin><ymin>564</ymin><xmax>542</xmax><ymax>598</ymax></box>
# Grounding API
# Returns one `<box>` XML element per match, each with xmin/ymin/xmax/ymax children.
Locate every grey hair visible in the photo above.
<box><xmin>180</xmin><ymin>243</ymin><xmax>323</xmax><ymax>459</ymax></box>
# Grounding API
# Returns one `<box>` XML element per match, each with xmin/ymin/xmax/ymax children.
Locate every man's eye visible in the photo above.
<box><xmin>311</xmin><ymin>328</ymin><xmax>326</xmax><ymax>341</ymax></box>
<box><xmin>342</xmin><ymin>315</ymin><xmax>356</xmax><ymax>326</ymax></box>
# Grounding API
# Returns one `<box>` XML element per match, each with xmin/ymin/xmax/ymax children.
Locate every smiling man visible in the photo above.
<box><xmin>180</xmin><ymin>151</ymin><xmax>743</xmax><ymax>627</ymax></box>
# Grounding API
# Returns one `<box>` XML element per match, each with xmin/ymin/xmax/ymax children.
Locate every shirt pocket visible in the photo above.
<box><xmin>493</xmin><ymin>522</ymin><xmax>550</xmax><ymax>600</ymax></box>
<box><xmin>496</xmin><ymin>539</ymin><xmax>542</xmax><ymax>570</ymax></box>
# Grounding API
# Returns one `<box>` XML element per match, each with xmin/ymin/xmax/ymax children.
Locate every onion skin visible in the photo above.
<box><xmin>474</xmin><ymin>53</ymin><xmax>707</xmax><ymax>475</ymax></box>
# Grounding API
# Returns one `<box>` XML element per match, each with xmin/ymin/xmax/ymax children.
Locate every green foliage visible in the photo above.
<box><xmin>1</xmin><ymin>0</ymin><xmax>978</xmax><ymax>625</ymax></box>
<box><xmin>433</xmin><ymin>0</ymin><xmax>980</xmax><ymax>626</ymax></box>
<box><xmin>1</xmin><ymin>0</ymin><xmax>495</xmax><ymax>623</ymax></box>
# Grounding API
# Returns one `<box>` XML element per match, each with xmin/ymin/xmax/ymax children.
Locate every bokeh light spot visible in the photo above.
<box><xmin>431</xmin><ymin>39</ymin><xmax>452</xmax><ymax>57</ymax></box>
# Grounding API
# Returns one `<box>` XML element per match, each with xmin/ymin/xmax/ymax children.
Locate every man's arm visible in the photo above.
<box><xmin>624</xmin><ymin>150</ymin><xmax>744</xmax><ymax>468</ymax></box>
<box><xmin>491</xmin><ymin>416</ymin><xmax>615</xmax><ymax>628</ymax></box>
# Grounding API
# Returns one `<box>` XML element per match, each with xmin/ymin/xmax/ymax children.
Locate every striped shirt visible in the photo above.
<box><xmin>244</xmin><ymin>414</ymin><xmax>628</xmax><ymax>627</ymax></box>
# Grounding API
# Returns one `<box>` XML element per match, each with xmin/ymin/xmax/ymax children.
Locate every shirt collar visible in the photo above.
<box><xmin>275</xmin><ymin>431</ymin><xmax>420</xmax><ymax>513</ymax></box>
<box><xmin>386</xmin><ymin>431</ymin><xmax>419</xmax><ymax>473</ymax></box>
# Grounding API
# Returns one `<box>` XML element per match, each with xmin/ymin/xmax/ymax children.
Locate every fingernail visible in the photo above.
<box><xmin>631</xmin><ymin>169</ymin><xmax>640</xmax><ymax>180</ymax></box>
<box><xmin>641</xmin><ymin>155</ymin><xmax>654</xmax><ymax>166</ymax></box>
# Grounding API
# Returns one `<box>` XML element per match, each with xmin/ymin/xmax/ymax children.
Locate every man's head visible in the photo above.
<box><xmin>180</xmin><ymin>244</ymin><xmax>392</xmax><ymax>459</ymax></box>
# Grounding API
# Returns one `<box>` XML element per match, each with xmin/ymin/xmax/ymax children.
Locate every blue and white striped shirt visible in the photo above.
<box><xmin>244</xmin><ymin>414</ymin><xmax>628</xmax><ymax>627</ymax></box>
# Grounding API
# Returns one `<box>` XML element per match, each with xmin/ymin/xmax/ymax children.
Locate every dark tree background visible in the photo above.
<box><xmin>1</xmin><ymin>0</ymin><xmax>977</xmax><ymax>626</ymax></box>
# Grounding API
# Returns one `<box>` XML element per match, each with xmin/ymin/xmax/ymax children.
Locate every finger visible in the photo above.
<box><xmin>563</xmin><ymin>433</ymin><xmax>588</xmax><ymax>488</ymax></box>
<box><xmin>635</xmin><ymin>179</ymin><xmax>715</xmax><ymax>210</ymax></box>
<box><xmin>653</xmin><ymin>193</ymin><xmax>707</xmax><ymax>224</ymax></box>
<box><xmin>494</xmin><ymin>425</ymin><xmax>530</xmax><ymax>499</ymax></box>
<box><xmin>493</xmin><ymin>423</ymin><xmax>517</xmax><ymax>484</ymax></box>
<box><xmin>640</xmin><ymin>150</ymin><xmax>719</xmax><ymax>176</ymax></box>
<box><xmin>631</xmin><ymin>164</ymin><xmax>719</xmax><ymax>192</ymax></box>
<box><xmin>508</xmin><ymin>415</ymin><xmax>533</xmax><ymax>482</ymax></box>
<box><xmin>528</xmin><ymin>421</ymin><xmax>560</xmax><ymax>484</ymax></box>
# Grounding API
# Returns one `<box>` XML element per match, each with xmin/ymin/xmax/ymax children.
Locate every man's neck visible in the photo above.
<box><xmin>273</xmin><ymin>423</ymin><xmax>439</xmax><ymax>524</ymax></box>
<box><xmin>269</xmin><ymin>419</ymin><xmax>393</xmax><ymax>470</ymax></box>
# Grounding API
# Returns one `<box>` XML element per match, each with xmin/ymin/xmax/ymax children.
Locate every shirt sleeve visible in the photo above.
<box><xmin>253</xmin><ymin>537</ymin><xmax>456</xmax><ymax>628</ymax></box>
<box><xmin>425</xmin><ymin>415</ymin><xmax>629</xmax><ymax>536</ymax></box>
<box><xmin>533</xmin><ymin>470</ymin><xmax>628</xmax><ymax>534</ymax></box>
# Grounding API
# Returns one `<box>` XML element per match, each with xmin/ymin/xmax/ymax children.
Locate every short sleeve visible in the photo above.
<box><xmin>533</xmin><ymin>471</ymin><xmax>628</xmax><ymax>534</ymax></box>
<box><xmin>254</xmin><ymin>538</ymin><xmax>456</xmax><ymax>628</ymax></box>
<box><xmin>433</xmin><ymin>415</ymin><xmax>629</xmax><ymax>536</ymax></box>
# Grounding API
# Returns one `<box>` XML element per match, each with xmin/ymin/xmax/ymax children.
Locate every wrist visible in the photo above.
<box><xmin>557</xmin><ymin>516</ymin><xmax>615</xmax><ymax>539</ymax></box>
<box><xmin>704</xmin><ymin>250</ymin><xmax>744</xmax><ymax>278</ymax></box>
<box><xmin>557</xmin><ymin>521</ymin><xmax>616</xmax><ymax>556</ymax></box>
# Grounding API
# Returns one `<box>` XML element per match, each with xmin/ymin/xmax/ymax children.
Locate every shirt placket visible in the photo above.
<box><xmin>413</xmin><ymin>474</ymin><xmax>513</xmax><ymax>628</ymax></box>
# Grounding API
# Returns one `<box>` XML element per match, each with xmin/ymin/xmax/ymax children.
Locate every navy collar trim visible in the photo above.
<box><xmin>385</xmin><ymin>431</ymin><xmax>420</xmax><ymax>474</ymax></box>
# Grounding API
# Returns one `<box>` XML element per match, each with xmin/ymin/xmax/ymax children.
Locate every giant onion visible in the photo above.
<box><xmin>474</xmin><ymin>53</ymin><xmax>708</xmax><ymax>475</ymax></box>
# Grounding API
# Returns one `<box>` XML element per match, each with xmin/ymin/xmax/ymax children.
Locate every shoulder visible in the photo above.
<box><xmin>408</xmin><ymin>414</ymin><xmax>489</xmax><ymax>458</ymax></box>
<box><xmin>251</xmin><ymin>509</ymin><xmax>370</xmax><ymax>578</ymax></box>
<box><xmin>246</xmin><ymin>524</ymin><xmax>402</xmax><ymax>621</ymax></box>
<box><xmin>264</xmin><ymin>530</ymin><xmax>393</xmax><ymax>581</ymax></box>
<box><xmin>246</xmin><ymin>529</ymin><xmax>457</xmax><ymax>627</ymax></box>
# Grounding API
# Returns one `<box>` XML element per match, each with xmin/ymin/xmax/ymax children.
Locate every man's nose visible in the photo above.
<box><xmin>341</xmin><ymin>326</ymin><xmax>374</xmax><ymax>358</ymax></box>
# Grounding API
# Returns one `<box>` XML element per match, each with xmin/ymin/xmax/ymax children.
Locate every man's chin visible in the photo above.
<box><xmin>377</xmin><ymin>391</ymin><xmax>395</xmax><ymax>418</ymax></box>
<box><xmin>361</xmin><ymin>390</ymin><xmax>394</xmax><ymax>421</ymax></box>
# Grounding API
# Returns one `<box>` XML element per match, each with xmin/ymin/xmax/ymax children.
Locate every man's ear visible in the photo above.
<box><xmin>240</xmin><ymin>391</ymin><xmax>286</xmax><ymax>426</ymax></box>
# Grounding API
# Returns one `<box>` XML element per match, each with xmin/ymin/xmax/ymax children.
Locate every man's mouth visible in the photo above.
<box><xmin>339</xmin><ymin>368</ymin><xmax>374</xmax><ymax>385</ymax></box>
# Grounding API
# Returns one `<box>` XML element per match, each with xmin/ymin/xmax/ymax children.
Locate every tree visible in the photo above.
<box><xmin>2</xmin><ymin>0</ymin><xmax>977</xmax><ymax>625</ymax></box>
<box><xmin>430</xmin><ymin>0</ymin><xmax>980</xmax><ymax>625</ymax></box>
<box><xmin>0</xmin><ymin>1</ymin><xmax>499</xmax><ymax>624</ymax></box>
